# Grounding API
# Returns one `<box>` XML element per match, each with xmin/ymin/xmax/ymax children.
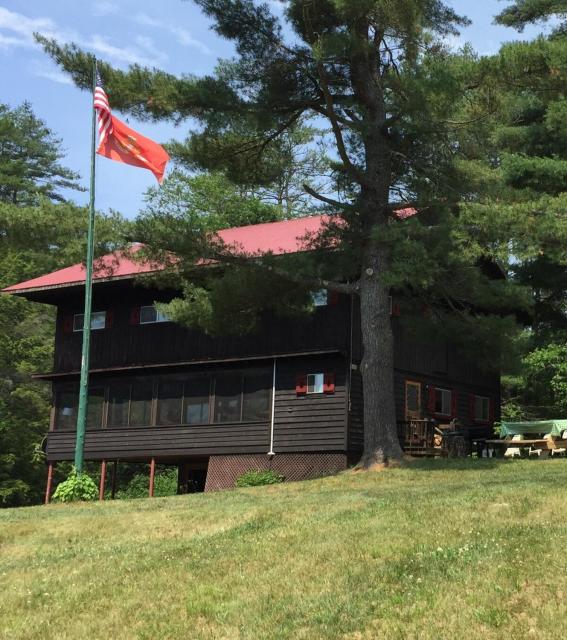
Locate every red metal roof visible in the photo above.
<box><xmin>3</xmin><ymin>211</ymin><xmax>417</xmax><ymax>295</ymax></box>
<box><xmin>1</xmin><ymin>215</ymin><xmax>331</xmax><ymax>294</ymax></box>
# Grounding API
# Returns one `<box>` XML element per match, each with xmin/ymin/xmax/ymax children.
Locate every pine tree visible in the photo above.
<box><xmin>458</xmin><ymin>1</ymin><xmax>567</xmax><ymax>418</ymax></box>
<box><xmin>0</xmin><ymin>102</ymin><xmax>82</xmax><ymax>205</ymax></box>
<box><xmin>39</xmin><ymin>1</ymin><xmax>504</xmax><ymax>466</ymax></box>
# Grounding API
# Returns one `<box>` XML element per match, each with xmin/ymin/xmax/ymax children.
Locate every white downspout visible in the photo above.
<box><xmin>268</xmin><ymin>358</ymin><xmax>276</xmax><ymax>456</ymax></box>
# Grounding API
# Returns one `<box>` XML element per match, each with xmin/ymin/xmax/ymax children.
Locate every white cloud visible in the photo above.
<box><xmin>0</xmin><ymin>32</ymin><xmax>28</xmax><ymax>49</ymax></box>
<box><xmin>89</xmin><ymin>33</ymin><xmax>167</xmax><ymax>66</ymax></box>
<box><xmin>133</xmin><ymin>35</ymin><xmax>168</xmax><ymax>64</ymax></box>
<box><xmin>135</xmin><ymin>12</ymin><xmax>211</xmax><ymax>55</ymax></box>
<box><xmin>32</xmin><ymin>64</ymin><xmax>74</xmax><ymax>85</ymax></box>
<box><xmin>0</xmin><ymin>5</ymin><xmax>168</xmax><ymax>68</ymax></box>
<box><xmin>0</xmin><ymin>6</ymin><xmax>77</xmax><ymax>47</ymax></box>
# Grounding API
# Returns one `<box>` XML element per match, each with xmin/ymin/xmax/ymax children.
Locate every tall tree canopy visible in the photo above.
<box><xmin>39</xmin><ymin>1</ymin><xmax>518</xmax><ymax>466</ymax></box>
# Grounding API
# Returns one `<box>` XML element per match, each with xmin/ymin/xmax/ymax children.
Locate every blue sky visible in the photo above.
<box><xmin>0</xmin><ymin>1</ymin><xmax>547</xmax><ymax>219</ymax></box>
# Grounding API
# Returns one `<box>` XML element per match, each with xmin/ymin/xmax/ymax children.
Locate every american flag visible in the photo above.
<box><xmin>93</xmin><ymin>72</ymin><xmax>113</xmax><ymax>147</ymax></box>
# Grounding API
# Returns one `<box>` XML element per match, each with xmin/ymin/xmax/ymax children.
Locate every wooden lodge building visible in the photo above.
<box><xmin>3</xmin><ymin>215</ymin><xmax>499</xmax><ymax>497</ymax></box>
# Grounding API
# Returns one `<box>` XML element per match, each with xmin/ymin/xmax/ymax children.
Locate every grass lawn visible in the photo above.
<box><xmin>1</xmin><ymin>459</ymin><xmax>566</xmax><ymax>639</ymax></box>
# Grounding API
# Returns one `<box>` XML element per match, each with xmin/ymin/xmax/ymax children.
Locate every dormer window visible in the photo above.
<box><xmin>311</xmin><ymin>289</ymin><xmax>328</xmax><ymax>307</ymax></box>
<box><xmin>140</xmin><ymin>305</ymin><xmax>170</xmax><ymax>324</ymax></box>
<box><xmin>73</xmin><ymin>311</ymin><xmax>107</xmax><ymax>332</ymax></box>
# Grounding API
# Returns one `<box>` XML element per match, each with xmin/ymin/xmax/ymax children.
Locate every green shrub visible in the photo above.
<box><xmin>235</xmin><ymin>469</ymin><xmax>284</xmax><ymax>488</ymax></box>
<box><xmin>52</xmin><ymin>467</ymin><xmax>98</xmax><ymax>503</ymax></box>
<box><xmin>116</xmin><ymin>467</ymin><xmax>178</xmax><ymax>499</ymax></box>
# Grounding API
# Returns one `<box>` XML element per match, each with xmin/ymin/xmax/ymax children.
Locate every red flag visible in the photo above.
<box><xmin>97</xmin><ymin>115</ymin><xmax>169</xmax><ymax>183</ymax></box>
<box><xmin>94</xmin><ymin>75</ymin><xmax>169</xmax><ymax>183</ymax></box>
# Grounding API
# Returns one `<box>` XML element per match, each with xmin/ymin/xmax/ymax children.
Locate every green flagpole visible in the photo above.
<box><xmin>74</xmin><ymin>57</ymin><xmax>98</xmax><ymax>473</ymax></box>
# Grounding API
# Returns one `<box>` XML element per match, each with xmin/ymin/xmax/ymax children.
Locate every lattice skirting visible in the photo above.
<box><xmin>204</xmin><ymin>452</ymin><xmax>347</xmax><ymax>492</ymax></box>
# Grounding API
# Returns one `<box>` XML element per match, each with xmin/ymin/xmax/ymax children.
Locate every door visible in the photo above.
<box><xmin>405</xmin><ymin>381</ymin><xmax>421</xmax><ymax>420</ymax></box>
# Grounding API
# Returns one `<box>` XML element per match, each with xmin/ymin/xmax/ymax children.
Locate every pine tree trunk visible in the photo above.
<box><xmin>358</xmin><ymin>243</ymin><xmax>404</xmax><ymax>467</ymax></box>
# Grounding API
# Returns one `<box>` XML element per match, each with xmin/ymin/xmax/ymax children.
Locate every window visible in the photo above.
<box><xmin>434</xmin><ymin>388</ymin><xmax>451</xmax><ymax>416</ymax></box>
<box><xmin>405</xmin><ymin>381</ymin><xmax>421</xmax><ymax>419</ymax></box>
<box><xmin>242</xmin><ymin>373</ymin><xmax>271</xmax><ymax>421</ymax></box>
<box><xmin>183</xmin><ymin>377</ymin><xmax>210</xmax><ymax>425</ymax></box>
<box><xmin>157</xmin><ymin>381</ymin><xmax>183</xmax><ymax>425</ymax></box>
<box><xmin>140</xmin><ymin>305</ymin><xmax>170</xmax><ymax>324</ymax></box>
<box><xmin>86</xmin><ymin>388</ymin><xmax>105</xmax><ymax>430</ymax></box>
<box><xmin>56</xmin><ymin>390</ymin><xmax>78</xmax><ymax>430</ymax></box>
<box><xmin>73</xmin><ymin>311</ymin><xmax>107</xmax><ymax>332</ymax></box>
<box><xmin>474</xmin><ymin>395</ymin><xmax>490</xmax><ymax>422</ymax></box>
<box><xmin>108</xmin><ymin>383</ymin><xmax>131</xmax><ymax>427</ymax></box>
<box><xmin>307</xmin><ymin>373</ymin><xmax>324</xmax><ymax>394</ymax></box>
<box><xmin>107</xmin><ymin>380</ymin><xmax>153</xmax><ymax>427</ymax></box>
<box><xmin>54</xmin><ymin>369</ymin><xmax>271</xmax><ymax>431</ymax></box>
<box><xmin>130</xmin><ymin>381</ymin><xmax>154</xmax><ymax>427</ymax></box>
<box><xmin>214</xmin><ymin>374</ymin><xmax>243</xmax><ymax>423</ymax></box>
<box><xmin>311</xmin><ymin>289</ymin><xmax>328</xmax><ymax>307</ymax></box>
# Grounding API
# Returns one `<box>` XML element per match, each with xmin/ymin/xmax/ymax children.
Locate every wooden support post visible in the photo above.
<box><xmin>149</xmin><ymin>458</ymin><xmax>156</xmax><ymax>497</ymax></box>
<box><xmin>45</xmin><ymin>463</ymin><xmax>54</xmax><ymax>505</ymax></box>
<box><xmin>178</xmin><ymin>463</ymin><xmax>189</xmax><ymax>494</ymax></box>
<box><xmin>111</xmin><ymin>460</ymin><xmax>117</xmax><ymax>499</ymax></box>
<box><xmin>99</xmin><ymin>460</ymin><xmax>107</xmax><ymax>501</ymax></box>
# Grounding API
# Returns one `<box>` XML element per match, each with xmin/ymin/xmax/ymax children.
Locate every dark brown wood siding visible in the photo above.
<box><xmin>53</xmin><ymin>286</ymin><xmax>351</xmax><ymax>373</ymax></box>
<box><xmin>273</xmin><ymin>356</ymin><xmax>348</xmax><ymax>453</ymax></box>
<box><xmin>46</xmin><ymin>354</ymin><xmax>350</xmax><ymax>462</ymax></box>
<box><xmin>46</xmin><ymin>421</ymin><xmax>270</xmax><ymax>462</ymax></box>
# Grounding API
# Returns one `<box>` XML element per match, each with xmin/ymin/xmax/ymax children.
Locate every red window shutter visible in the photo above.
<box><xmin>469</xmin><ymin>394</ymin><xmax>475</xmax><ymax>422</ymax></box>
<box><xmin>328</xmin><ymin>290</ymin><xmax>339</xmax><ymax>306</ymax></box>
<box><xmin>62</xmin><ymin>315</ymin><xmax>73</xmax><ymax>334</ymax></box>
<box><xmin>129</xmin><ymin>307</ymin><xmax>140</xmax><ymax>325</ymax></box>
<box><xmin>427</xmin><ymin>386</ymin><xmax>436</xmax><ymax>414</ymax></box>
<box><xmin>451</xmin><ymin>391</ymin><xmax>458</xmax><ymax>418</ymax></box>
<box><xmin>106</xmin><ymin>310</ymin><xmax>114</xmax><ymax>328</ymax></box>
<box><xmin>323</xmin><ymin>372</ymin><xmax>335</xmax><ymax>394</ymax></box>
<box><xmin>295</xmin><ymin>373</ymin><xmax>307</xmax><ymax>395</ymax></box>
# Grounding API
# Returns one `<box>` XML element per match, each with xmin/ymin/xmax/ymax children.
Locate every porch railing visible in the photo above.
<box><xmin>397</xmin><ymin>419</ymin><xmax>436</xmax><ymax>452</ymax></box>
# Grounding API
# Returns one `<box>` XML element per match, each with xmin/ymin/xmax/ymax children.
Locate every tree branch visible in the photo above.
<box><xmin>302</xmin><ymin>184</ymin><xmax>355</xmax><ymax>210</ymax></box>
<box><xmin>314</xmin><ymin>56</ymin><xmax>367</xmax><ymax>185</ymax></box>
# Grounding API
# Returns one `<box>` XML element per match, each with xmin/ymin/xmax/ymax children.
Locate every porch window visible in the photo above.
<box><xmin>157</xmin><ymin>381</ymin><xmax>184</xmax><ymax>425</ymax></box>
<box><xmin>140</xmin><ymin>305</ymin><xmax>170</xmax><ymax>324</ymax></box>
<box><xmin>107</xmin><ymin>381</ymin><xmax>153</xmax><ymax>427</ymax></box>
<box><xmin>474</xmin><ymin>395</ymin><xmax>490</xmax><ymax>422</ymax></box>
<box><xmin>242</xmin><ymin>373</ymin><xmax>271</xmax><ymax>421</ymax></box>
<box><xmin>86</xmin><ymin>387</ymin><xmax>105</xmax><ymax>430</ymax></box>
<box><xmin>56</xmin><ymin>390</ymin><xmax>78</xmax><ymax>430</ymax></box>
<box><xmin>73</xmin><ymin>311</ymin><xmax>107</xmax><ymax>331</ymax></box>
<box><xmin>183</xmin><ymin>377</ymin><xmax>210</xmax><ymax>425</ymax></box>
<box><xmin>307</xmin><ymin>373</ymin><xmax>324</xmax><ymax>394</ymax></box>
<box><xmin>108</xmin><ymin>384</ymin><xmax>131</xmax><ymax>427</ymax></box>
<box><xmin>434</xmin><ymin>388</ymin><xmax>451</xmax><ymax>417</ymax></box>
<box><xmin>129</xmin><ymin>382</ymin><xmax>154</xmax><ymax>427</ymax></box>
<box><xmin>214</xmin><ymin>374</ymin><xmax>243</xmax><ymax>423</ymax></box>
<box><xmin>213</xmin><ymin>370</ymin><xmax>272</xmax><ymax>423</ymax></box>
